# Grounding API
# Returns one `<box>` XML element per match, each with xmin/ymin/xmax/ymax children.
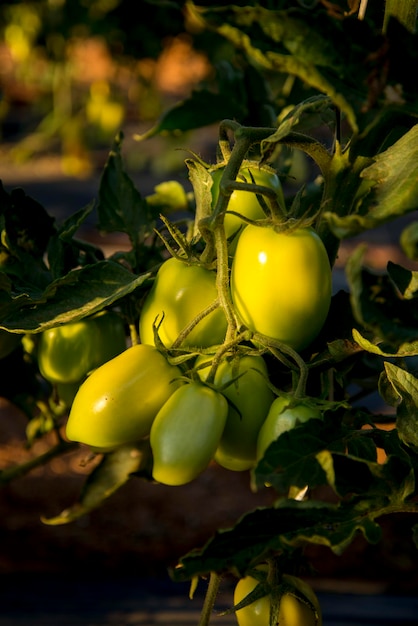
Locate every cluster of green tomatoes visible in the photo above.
<box><xmin>38</xmin><ymin>161</ymin><xmax>332</xmax><ymax>486</ymax></box>
<box><xmin>36</xmin><ymin>160</ymin><xmax>329</xmax><ymax>624</ymax></box>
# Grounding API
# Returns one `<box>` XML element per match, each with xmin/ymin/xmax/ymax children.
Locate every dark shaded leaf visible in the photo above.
<box><xmin>0</xmin><ymin>261</ymin><xmax>151</xmax><ymax>332</ymax></box>
<box><xmin>172</xmin><ymin>498</ymin><xmax>384</xmax><ymax>580</ymax></box>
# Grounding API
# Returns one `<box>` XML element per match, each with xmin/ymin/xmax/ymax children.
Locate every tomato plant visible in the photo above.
<box><xmin>230</xmin><ymin>225</ymin><xmax>332</xmax><ymax>351</ymax></box>
<box><xmin>150</xmin><ymin>382</ymin><xmax>228</xmax><ymax>485</ymax></box>
<box><xmin>38</xmin><ymin>310</ymin><xmax>127</xmax><ymax>384</ymax></box>
<box><xmin>2</xmin><ymin>2</ymin><xmax>418</xmax><ymax>625</ymax></box>
<box><xmin>210</xmin><ymin>162</ymin><xmax>285</xmax><ymax>241</ymax></box>
<box><xmin>139</xmin><ymin>257</ymin><xmax>227</xmax><ymax>348</ymax></box>
<box><xmin>66</xmin><ymin>344</ymin><xmax>182</xmax><ymax>450</ymax></box>
<box><xmin>196</xmin><ymin>353</ymin><xmax>274</xmax><ymax>471</ymax></box>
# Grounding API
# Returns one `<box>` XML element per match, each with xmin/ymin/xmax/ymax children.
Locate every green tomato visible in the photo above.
<box><xmin>66</xmin><ymin>344</ymin><xmax>181</xmax><ymax>449</ymax></box>
<box><xmin>139</xmin><ymin>257</ymin><xmax>227</xmax><ymax>349</ymax></box>
<box><xmin>234</xmin><ymin>570</ymin><xmax>322</xmax><ymax>626</ymax></box>
<box><xmin>150</xmin><ymin>382</ymin><xmax>228</xmax><ymax>486</ymax></box>
<box><xmin>257</xmin><ymin>395</ymin><xmax>322</xmax><ymax>461</ymax></box>
<box><xmin>38</xmin><ymin>310</ymin><xmax>126</xmax><ymax>384</ymax></box>
<box><xmin>211</xmin><ymin>163</ymin><xmax>285</xmax><ymax>241</ymax></box>
<box><xmin>231</xmin><ymin>225</ymin><xmax>332</xmax><ymax>351</ymax></box>
<box><xmin>196</xmin><ymin>354</ymin><xmax>274</xmax><ymax>471</ymax></box>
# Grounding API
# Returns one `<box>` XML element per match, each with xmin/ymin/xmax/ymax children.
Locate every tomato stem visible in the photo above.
<box><xmin>254</xmin><ymin>334</ymin><xmax>309</xmax><ymax>398</ymax></box>
<box><xmin>129</xmin><ymin>322</ymin><xmax>139</xmax><ymax>346</ymax></box>
<box><xmin>0</xmin><ymin>438</ymin><xmax>77</xmax><ymax>485</ymax></box>
<box><xmin>170</xmin><ymin>299</ymin><xmax>224</xmax><ymax>350</ymax></box>
<box><xmin>198</xmin><ymin>571</ymin><xmax>222</xmax><ymax>626</ymax></box>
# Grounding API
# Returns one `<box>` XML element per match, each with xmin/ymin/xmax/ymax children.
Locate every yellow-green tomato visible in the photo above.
<box><xmin>231</xmin><ymin>225</ymin><xmax>332</xmax><ymax>351</ymax></box>
<box><xmin>234</xmin><ymin>571</ymin><xmax>322</xmax><ymax>626</ymax></box>
<box><xmin>257</xmin><ymin>395</ymin><xmax>322</xmax><ymax>461</ymax></box>
<box><xmin>38</xmin><ymin>310</ymin><xmax>126</xmax><ymax>384</ymax></box>
<box><xmin>196</xmin><ymin>354</ymin><xmax>274</xmax><ymax>471</ymax></box>
<box><xmin>66</xmin><ymin>344</ymin><xmax>181</xmax><ymax>449</ymax></box>
<box><xmin>211</xmin><ymin>163</ymin><xmax>285</xmax><ymax>240</ymax></box>
<box><xmin>150</xmin><ymin>382</ymin><xmax>228</xmax><ymax>486</ymax></box>
<box><xmin>139</xmin><ymin>257</ymin><xmax>227</xmax><ymax>349</ymax></box>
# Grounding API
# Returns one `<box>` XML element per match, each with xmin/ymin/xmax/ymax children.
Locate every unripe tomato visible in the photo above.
<box><xmin>66</xmin><ymin>344</ymin><xmax>181</xmax><ymax>449</ymax></box>
<box><xmin>196</xmin><ymin>354</ymin><xmax>274</xmax><ymax>471</ymax></box>
<box><xmin>150</xmin><ymin>382</ymin><xmax>228</xmax><ymax>486</ymax></box>
<box><xmin>231</xmin><ymin>225</ymin><xmax>332</xmax><ymax>351</ymax></box>
<box><xmin>257</xmin><ymin>395</ymin><xmax>323</xmax><ymax>461</ymax></box>
<box><xmin>234</xmin><ymin>570</ymin><xmax>322</xmax><ymax>626</ymax></box>
<box><xmin>211</xmin><ymin>163</ymin><xmax>285</xmax><ymax>240</ymax></box>
<box><xmin>139</xmin><ymin>257</ymin><xmax>227</xmax><ymax>349</ymax></box>
<box><xmin>38</xmin><ymin>310</ymin><xmax>126</xmax><ymax>384</ymax></box>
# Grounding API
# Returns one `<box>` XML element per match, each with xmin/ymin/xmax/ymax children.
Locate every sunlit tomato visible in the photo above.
<box><xmin>211</xmin><ymin>163</ymin><xmax>285</xmax><ymax>240</ymax></box>
<box><xmin>139</xmin><ymin>257</ymin><xmax>227</xmax><ymax>349</ymax></box>
<box><xmin>256</xmin><ymin>395</ymin><xmax>323</xmax><ymax>461</ymax></box>
<box><xmin>196</xmin><ymin>354</ymin><xmax>274</xmax><ymax>471</ymax></box>
<box><xmin>38</xmin><ymin>310</ymin><xmax>126</xmax><ymax>384</ymax></box>
<box><xmin>231</xmin><ymin>225</ymin><xmax>332</xmax><ymax>351</ymax></box>
<box><xmin>234</xmin><ymin>569</ymin><xmax>322</xmax><ymax>626</ymax></box>
<box><xmin>66</xmin><ymin>344</ymin><xmax>181</xmax><ymax>449</ymax></box>
<box><xmin>150</xmin><ymin>382</ymin><xmax>228</xmax><ymax>486</ymax></box>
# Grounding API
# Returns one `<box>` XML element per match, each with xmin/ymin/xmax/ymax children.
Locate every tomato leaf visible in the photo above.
<box><xmin>400</xmin><ymin>220</ymin><xmax>418</xmax><ymax>261</ymax></box>
<box><xmin>252</xmin><ymin>418</ymin><xmax>336</xmax><ymax>493</ymax></box>
<box><xmin>0</xmin><ymin>261</ymin><xmax>151</xmax><ymax>332</ymax></box>
<box><xmin>42</xmin><ymin>442</ymin><xmax>152</xmax><ymax>525</ymax></box>
<box><xmin>380</xmin><ymin>362</ymin><xmax>418</xmax><ymax>449</ymax></box>
<box><xmin>324</xmin><ymin>125</ymin><xmax>418</xmax><ymax>238</ymax></box>
<box><xmin>96</xmin><ymin>133</ymin><xmax>158</xmax><ymax>246</ymax></box>
<box><xmin>346</xmin><ymin>245</ymin><xmax>418</xmax><ymax>351</ymax></box>
<box><xmin>171</xmin><ymin>498</ymin><xmax>384</xmax><ymax>580</ymax></box>
<box><xmin>46</xmin><ymin>200</ymin><xmax>104</xmax><ymax>279</ymax></box>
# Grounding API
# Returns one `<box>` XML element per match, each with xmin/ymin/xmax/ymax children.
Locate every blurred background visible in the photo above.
<box><xmin>1</xmin><ymin>3</ymin><xmax>418</xmax><ymax>622</ymax></box>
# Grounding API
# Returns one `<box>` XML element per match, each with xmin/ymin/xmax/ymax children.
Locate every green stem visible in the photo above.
<box><xmin>203</xmin><ymin>331</ymin><xmax>252</xmax><ymax>385</ymax></box>
<box><xmin>383</xmin><ymin>0</ymin><xmax>418</xmax><ymax>32</ymax></box>
<box><xmin>0</xmin><ymin>439</ymin><xmax>77</xmax><ymax>485</ymax></box>
<box><xmin>255</xmin><ymin>334</ymin><xmax>309</xmax><ymax>398</ymax></box>
<box><xmin>198</xmin><ymin>571</ymin><xmax>222</xmax><ymax>626</ymax></box>
<box><xmin>129</xmin><ymin>322</ymin><xmax>139</xmax><ymax>346</ymax></box>
<box><xmin>170</xmin><ymin>299</ymin><xmax>223</xmax><ymax>350</ymax></box>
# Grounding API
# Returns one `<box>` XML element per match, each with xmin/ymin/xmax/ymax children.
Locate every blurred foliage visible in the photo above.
<box><xmin>0</xmin><ymin>0</ymin><xmax>220</xmax><ymax>174</ymax></box>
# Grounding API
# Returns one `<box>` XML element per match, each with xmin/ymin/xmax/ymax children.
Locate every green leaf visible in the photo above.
<box><xmin>251</xmin><ymin>418</ymin><xmax>338</xmax><ymax>494</ymax></box>
<box><xmin>380</xmin><ymin>362</ymin><xmax>418</xmax><ymax>449</ymax></box>
<box><xmin>387</xmin><ymin>260</ymin><xmax>418</xmax><ymax>299</ymax></box>
<box><xmin>353</xmin><ymin>328</ymin><xmax>418</xmax><ymax>358</ymax></box>
<box><xmin>97</xmin><ymin>133</ymin><xmax>157</xmax><ymax>246</ymax></box>
<box><xmin>207</xmin><ymin>7</ymin><xmax>358</xmax><ymax>132</ymax></box>
<box><xmin>42</xmin><ymin>442</ymin><xmax>152</xmax><ymax>525</ymax></box>
<box><xmin>47</xmin><ymin>201</ymin><xmax>104</xmax><ymax>279</ymax></box>
<box><xmin>346</xmin><ymin>245</ymin><xmax>418</xmax><ymax>350</ymax></box>
<box><xmin>260</xmin><ymin>96</ymin><xmax>333</xmax><ymax>172</ymax></box>
<box><xmin>324</xmin><ymin>125</ymin><xmax>418</xmax><ymax>238</ymax></box>
<box><xmin>172</xmin><ymin>498</ymin><xmax>384</xmax><ymax>580</ymax></box>
<box><xmin>400</xmin><ymin>220</ymin><xmax>418</xmax><ymax>261</ymax></box>
<box><xmin>0</xmin><ymin>261</ymin><xmax>151</xmax><ymax>333</ymax></box>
